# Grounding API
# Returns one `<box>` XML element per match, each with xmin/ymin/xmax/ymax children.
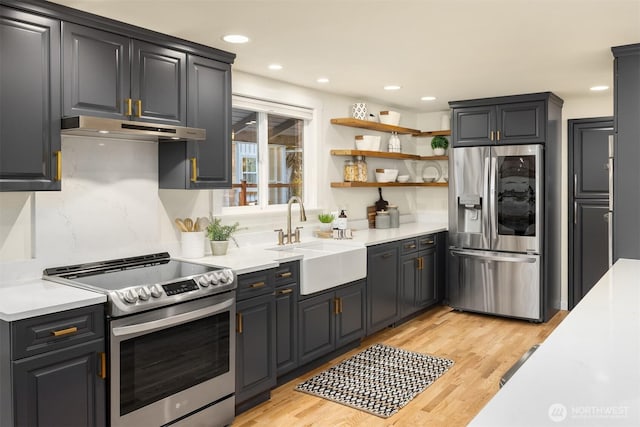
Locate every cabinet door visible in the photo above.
<box><xmin>188</xmin><ymin>55</ymin><xmax>232</xmax><ymax>187</ymax></box>
<box><xmin>275</xmin><ymin>284</ymin><xmax>298</xmax><ymax>376</ymax></box>
<box><xmin>236</xmin><ymin>294</ymin><xmax>276</xmax><ymax>404</ymax></box>
<box><xmin>298</xmin><ymin>292</ymin><xmax>335</xmax><ymax>365</ymax></box>
<box><xmin>366</xmin><ymin>243</ymin><xmax>400</xmax><ymax>335</ymax></box>
<box><xmin>571</xmin><ymin>119</ymin><xmax>613</xmax><ymax>200</ymax></box>
<box><xmin>571</xmin><ymin>200</ymin><xmax>610</xmax><ymax>307</ymax></box>
<box><xmin>0</xmin><ymin>7</ymin><xmax>61</xmax><ymax>191</ymax></box>
<box><xmin>62</xmin><ymin>23</ymin><xmax>130</xmax><ymax>119</ymax></box>
<box><xmin>416</xmin><ymin>246</ymin><xmax>437</xmax><ymax>308</ymax></box>
<box><xmin>496</xmin><ymin>101</ymin><xmax>545</xmax><ymax>144</ymax></box>
<box><xmin>452</xmin><ymin>106</ymin><xmax>496</xmax><ymax>147</ymax></box>
<box><xmin>131</xmin><ymin>40</ymin><xmax>186</xmax><ymax>125</ymax></box>
<box><xmin>335</xmin><ymin>281</ymin><xmax>365</xmax><ymax>348</ymax></box>
<box><xmin>399</xmin><ymin>254</ymin><xmax>418</xmax><ymax>318</ymax></box>
<box><xmin>13</xmin><ymin>339</ymin><xmax>105</xmax><ymax>427</ymax></box>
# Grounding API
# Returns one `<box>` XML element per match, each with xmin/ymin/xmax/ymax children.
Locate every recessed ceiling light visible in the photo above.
<box><xmin>268</xmin><ymin>64</ymin><xmax>283</xmax><ymax>70</ymax></box>
<box><xmin>421</xmin><ymin>96</ymin><xmax>437</xmax><ymax>101</ymax></box>
<box><xmin>384</xmin><ymin>85</ymin><xmax>401</xmax><ymax>91</ymax></box>
<box><xmin>222</xmin><ymin>34</ymin><xmax>249</xmax><ymax>44</ymax></box>
<box><xmin>317</xmin><ymin>77</ymin><xmax>329</xmax><ymax>83</ymax></box>
<box><xmin>98</xmin><ymin>130</ymin><xmax>109</xmax><ymax>134</ymax></box>
<box><xmin>590</xmin><ymin>85</ymin><xmax>609</xmax><ymax>91</ymax></box>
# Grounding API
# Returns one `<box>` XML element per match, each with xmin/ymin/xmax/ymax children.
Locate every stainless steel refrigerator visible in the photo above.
<box><xmin>448</xmin><ymin>144</ymin><xmax>544</xmax><ymax>321</ymax></box>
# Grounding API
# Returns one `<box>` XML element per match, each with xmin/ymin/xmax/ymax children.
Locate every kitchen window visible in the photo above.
<box><xmin>221</xmin><ymin>96</ymin><xmax>313</xmax><ymax>208</ymax></box>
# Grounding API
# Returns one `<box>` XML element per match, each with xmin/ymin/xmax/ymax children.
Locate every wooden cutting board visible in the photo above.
<box><xmin>367</xmin><ymin>205</ymin><xmax>377</xmax><ymax>228</ymax></box>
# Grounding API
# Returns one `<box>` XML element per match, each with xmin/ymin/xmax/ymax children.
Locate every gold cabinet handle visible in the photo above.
<box><xmin>136</xmin><ymin>99</ymin><xmax>142</xmax><ymax>118</ymax></box>
<box><xmin>249</xmin><ymin>281</ymin><xmax>266</xmax><ymax>289</ymax></box>
<box><xmin>278</xmin><ymin>272</ymin><xmax>293</xmax><ymax>278</ymax></box>
<box><xmin>52</xmin><ymin>326</ymin><xmax>77</xmax><ymax>337</ymax></box>
<box><xmin>237</xmin><ymin>312</ymin><xmax>243</xmax><ymax>334</ymax></box>
<box><xmin>339</xmin><ymin>298</ymin><xmax>343</xmax><ymax>314</ymax></box>
<box><xmin>405</xmin><ymin>243</ymin><xmax>416</xmax><ymax>249</ymax></box>
<box><xmin>98</xmin><ymin>352</ymin><xmax>106</xmax><ymax>379</ymax></box>
<box><xmin>420</xmin><ymin>239</ymin><xmax>434</xmax><ymax>245</ymax></box>
<box><xmin>490</xmin><ymin>131</ymin><xmax>495</xmax><ymax>141</ymax></box>
<box><xmin>190</xmin><ymin>157</ymin><xmax>197</xmax><ymax>182</ymax></box>
<box><xmin>125</xmin><ymin>98</ymin><xmax>133</xmax><ymax>116</ymax></box>
<box><xmin>278</xmin><ymin>288</ymin><xmax>293</xmax><ymax>295</ymax></box>
<box><xmin>334</xmin><ymin>297</ymin><xmax>340</xmax><ymax>315</ymax></box>
<box><xmin>496</xmin><ymin>130</ymin><xmax>501</xmax><ymax>141</ymax></box>
<box><xmin>54</xmin><ymin>150</ymin><xmax>62</xmax><ymax>181</ymax></box>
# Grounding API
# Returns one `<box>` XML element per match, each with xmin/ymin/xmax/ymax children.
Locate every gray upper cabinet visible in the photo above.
<box><xmin>158</xmin><ymin>55</ymin><xmax>232</xmax><ymax>189</ymax></box>
<box><xmin>62</xmin><ymin>23</ymin><xmax>187</xmax><ymax>125</ymax></box>
<box><xmin>612</xmin><ymin>44</ymin><xmax>640</xmax><ymax>261</ymax></box>
<box><xmin>451</xmin><ymin>97</ymin><xmax>547</xmax><ymax>147</ymax></box>
<box><xmin>0</xmin><ymin>7</ymin><xmax>61</xmax><ymax>191</ymax></box>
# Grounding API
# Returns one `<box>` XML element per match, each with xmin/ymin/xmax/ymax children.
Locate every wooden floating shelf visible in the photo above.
<box><xmin>330</xmin><ymin>149</ymin><xmax>447</xmax><ymax>161</ymax></box>
<box><xmin>331</xmin><ymin>182</ymin><xmax>448</xmax><ymax>188</ymax></box>
<box><xmin>330</xmin><ymin>118</ymin><xmax>420</xmax><ymax>135</ymax></box>
<box><xmin>413</xmin><ymin>130</ymin><xmax>452</xmax><ymax>137</ymax></box>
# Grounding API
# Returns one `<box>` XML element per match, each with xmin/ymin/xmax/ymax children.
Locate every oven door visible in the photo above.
<box><xmin>109</xmin><ymin>292</ymin><xmax>235</xmax><ymax>427</ymax></box>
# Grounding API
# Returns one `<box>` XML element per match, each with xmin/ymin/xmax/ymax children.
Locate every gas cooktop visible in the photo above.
<box><xmin>43</xmin><ymin>252</ymin><xmax>235</xmax><ymax>317</ymax></box>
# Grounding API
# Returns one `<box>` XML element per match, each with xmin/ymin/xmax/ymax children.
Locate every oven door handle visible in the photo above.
<box><xmin>112</xmin><ymin>298</ymin><xmax>233</xmax><ymax>337</ymax></box>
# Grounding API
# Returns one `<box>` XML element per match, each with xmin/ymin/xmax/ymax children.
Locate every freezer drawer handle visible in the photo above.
<box><xmin>450</xmin><ymin>249</ymin><xmax>536</xmax><ymax>263</ymax></box>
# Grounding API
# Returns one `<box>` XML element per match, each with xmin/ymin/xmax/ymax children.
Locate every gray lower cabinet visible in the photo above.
<box><xmin>298</xmin><ymin>280</ymin><xmax>365</xmax><ymax>365</ymax></box>
<box><xmin>0</xmin><ymin>304</ymin><xmax>106</xmax><ymax>427</ymax></box>
<box><xmin>366</xmin><ymin>242</ymin><xmax>400</xmax><ymax>335</ymax></box>
<box><xmin>612</xmin><ymin>44</ymin><xmax>640</xmax><ymax>261</ymax></box>
<box><xmin>399</xmin><ymin>235</ymin><xmax>438</xmax><ymax>319</ymax></box>
<box><xmin>274</xmin><ymin>262</ymin><xmax>299</xmax><ymax>376</ymax></box>
<box><xmin>0</xmin><ymin>7</ymin><xmax>61</xmax><ymax>191</ymax></box>
<box><xmin>62</xmin><ymin>22</ymin><xmax>186</xmax><ymax>125</ymax></box>
<box><xmin>451</xmin><ymin>98</ymin><xmax>547</xmax><ymax>147</ymax></box>
<box><xmin>158</xmin><ymin>55</ymin><xmax>232</xmax><ymax>189</ymax></box>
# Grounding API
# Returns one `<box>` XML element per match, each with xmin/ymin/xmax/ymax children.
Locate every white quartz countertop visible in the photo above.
<box><xmin>178</xmin><ymin>221</ymin><xmax>447</xmax><ymax>274</ymax></box>
<box><xmin>469</xmin><ymin>258</ymin><xmax>640</xmax><ymax>426</ymax></box>
<box><xmin>0</xmin><ymin>279</ymin><xmax>106</xmax><ymax>322</ymax></box>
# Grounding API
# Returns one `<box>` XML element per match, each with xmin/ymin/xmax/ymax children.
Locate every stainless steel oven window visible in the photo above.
<box><xmin>119</xmin><ymin>312</ymin><xmax>230</xmax><ymax>416</ymax></box>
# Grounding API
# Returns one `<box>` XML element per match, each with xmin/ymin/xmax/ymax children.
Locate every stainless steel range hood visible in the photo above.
<box><xmin>61</xmin><ymin>116</ymin><xmax>206</xmax><ymax>141</ymax></box>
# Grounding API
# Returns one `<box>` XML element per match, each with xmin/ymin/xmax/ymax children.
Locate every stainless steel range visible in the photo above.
<box><xmin>44</xmin><ymin>252</ymin><xmax>236</xmax><ymax>427</ymax></box>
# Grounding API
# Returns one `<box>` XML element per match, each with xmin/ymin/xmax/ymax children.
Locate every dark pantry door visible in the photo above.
<box><xmin>568</xmin><ymin>117</ymin><xmax>613</xmax><ymax>309</ymax></box>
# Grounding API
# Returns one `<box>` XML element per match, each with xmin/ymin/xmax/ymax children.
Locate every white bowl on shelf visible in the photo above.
<box><xmin>397</xmin><ymin>175</ymin><xmax>409</xmax><ymax>183</ymax></box>
<box><xmin>375</xmin><ymin>168</ymin><xmax>398</xmax><ymax>183</ymax></box>
<box><xmin>355</xmin><ymin>135</ymin><xmax>381</xmax><ymax>151</ymax></box>
<box><xmin>379</xmin><ymin>111</ymin><xmax>401</xmax><ymax>126</ymax></box>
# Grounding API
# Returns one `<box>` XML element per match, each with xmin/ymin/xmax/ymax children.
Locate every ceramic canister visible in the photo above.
<box><xmin>352</xmin><ymin>103</ymin><xmax>367</xmax><ymax>120</ymax></box>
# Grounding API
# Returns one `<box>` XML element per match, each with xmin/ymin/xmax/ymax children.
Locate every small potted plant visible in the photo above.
<box><xmin>317</xmin><ymin>213</ymin><xmax>335</xmax><ymax>232</ymax></box>
<box><xmin>431</xmin><ymin>136</ymin><xmax>449</xmax><ymax>156</ymax></box>
<box><xmin>206</xmin><ymin>217</ymin><xmax>241</xmax><ymax>256</ymax></box>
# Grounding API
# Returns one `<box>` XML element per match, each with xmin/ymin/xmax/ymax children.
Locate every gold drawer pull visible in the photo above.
<box><xmin>99</xmin><ymin>352</ymin><xmax>106</xmax><ymax>379</ymax></box>
<box><xmin>249</xmin><ymin>281</ymin><xmax>266</xmax><ymax>289</ymax></box>
<box><xmin>136</xmin><ymin>99</ymin><xmax>142</xmax><ymax>118</ymax></box>
<box><xmin>125</xmin><ymin>98</ymin><xmax>133</xmax><ymax>116</ymax></box>
<box><xmin>420</xmin><ymin>240</ymin><xmax>434</xmax><ymax>245</ymax></box>
<box><xmin>54</xmin><ymin>151</ymin><xmax>62</xmax><ymax>181</ymax></box>
<box><xmin>190</xmin><ymin>157</ymin><xmax>198</xmax><ymax>182</ymax></box>
<box><xmin>279</xmin><ymin>288</ymin><xmax>293</xmax><ymax>294</ymax></box>
<box><xmin>52</xmin><ymin>326</ymin><xmax>78</xmax><ymax>337</ymax></box>
<box><xmin>405</xmin><ymin>244</ymin><xmax>416</xmax><ymax>249</ymax></box>
<box><xmin>278</xmin><ymin>272</ymin><xmax>293</xmax><ymax>278</ymax></box>
<box><xmin>236</xmin><ymin>313</ymin><xmax>243</xmax><ymax>334</ymax></box>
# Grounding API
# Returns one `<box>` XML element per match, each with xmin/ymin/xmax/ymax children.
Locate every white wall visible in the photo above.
<box><xmin>0</xmin><ymin>71</ymin><xmax>614</xmax><ymax>304</ymax></box>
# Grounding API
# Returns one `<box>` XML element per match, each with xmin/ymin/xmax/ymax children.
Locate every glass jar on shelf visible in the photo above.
<box><xmin>354</xmin><ymin>155</ymin><xmax>368</xmax><ymax>182</ymax></box>
<box><xmin>343</xmin><ymin>159</ymin><xmax>356</xmax><ymax>182</ymax></box>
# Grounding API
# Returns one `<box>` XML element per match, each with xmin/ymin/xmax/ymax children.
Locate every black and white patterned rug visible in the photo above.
<box><xmin>294</xmin><ymin>343</ymin><xmax>454</xmax><ymax>418</ymax></box>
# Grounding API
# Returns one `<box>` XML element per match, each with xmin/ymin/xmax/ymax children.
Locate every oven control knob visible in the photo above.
<box><xmin>198</xmin><ymin>275</ymin><xmax>210</xmax><ymax>287</ymax></box>
<box><xmin>208</xmin><ymin>272</ymin><xmax>220</xmax><ymax>285</ymax></box>
<box><xmin>222</xmin><ymin>269</ymin><xmax>234</xmax><ymax>284</ymax></box>
<box><xmin>149</xmin><ymin>284</ymin><xmax>163</xmax><ymax>298</ymax></box>
<box><xmin>137</xmin><ymin>287</ymin><xmax>150</xmax><ymax>301</ymax></box>
<box><xmin>122</xmin><ymin>289</ymin><xmax>138</xmax><ymax>304</ymax></box>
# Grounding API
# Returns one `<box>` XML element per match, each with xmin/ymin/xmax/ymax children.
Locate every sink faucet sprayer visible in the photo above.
<box><xmin>276</xmin><ymin>196</ymin><xmax>306</xmax><ymax>245</ymax></box>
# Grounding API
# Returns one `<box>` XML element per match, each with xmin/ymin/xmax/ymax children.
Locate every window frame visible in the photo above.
<box><xmin>218</xmin><ymin>95</ymin><xmax>317</xmax><ymax>214</ymax></box>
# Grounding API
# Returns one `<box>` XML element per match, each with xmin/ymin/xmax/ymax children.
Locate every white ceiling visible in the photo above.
<box><xmin>49</xmin><ymin>0</ymin><xmax>640</xmax><ymax>112</ymax></box>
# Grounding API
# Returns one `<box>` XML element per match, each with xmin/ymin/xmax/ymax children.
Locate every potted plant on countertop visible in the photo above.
<box><xmin>317</xmin><ymin>213</ymin><xmax>335</xmax><ymax>232</ymax></box>
<box><xmin>206</xmin><ymin>217</ymin><xmax>242</xmax><ymax>256</ymax></box>
<box><xmin>431</xmin><ymin>136</ymin><xmax>449</xmax><ymax>156</ymax></box>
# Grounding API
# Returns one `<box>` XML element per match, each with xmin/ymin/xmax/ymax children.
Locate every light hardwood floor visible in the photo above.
<box><xmin>233</xmin><ymin>305</ymin><xmax>568</xmax><ymax>427</ymax></box>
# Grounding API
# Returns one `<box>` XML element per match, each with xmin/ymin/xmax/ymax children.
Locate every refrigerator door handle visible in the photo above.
<box><xmin>489</xmin><ymin>154</ymin><xmax>498</xmax><ymax>246</ymax></box>
<box><xmin>450</xmin><ymin>249</ymin><xmax>537</xmax><ymax>263</ymax></box>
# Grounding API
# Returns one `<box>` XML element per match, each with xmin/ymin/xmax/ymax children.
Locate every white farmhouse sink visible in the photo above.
<box><xmin>267</xmin><ymin>240</ymin><xmax>366</xmax><ymax>295</ymax></box>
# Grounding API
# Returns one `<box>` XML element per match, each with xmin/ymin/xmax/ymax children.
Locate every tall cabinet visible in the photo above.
<box><xmin>612</xmin><ymin>44</ymin><xmax>640</xmax><ymax>261</ymax></box>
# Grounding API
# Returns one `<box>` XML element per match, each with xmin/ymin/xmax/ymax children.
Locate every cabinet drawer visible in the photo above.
<box><xmin>418</xmin><ymin>234</ymin><xmax>437</xmax><ymax>250</ymax></box>
<box><xmin>274</xmin><ymin>261</ymin><xmax>299</xmax><ymax>286</ymax></box>
<box><xmin>400</xmin><ymin>238</ymin><xmax>419</xmax><ymax>255</ymax></box>
<box><xmin>11</xmin><ymin>304</ymin><xmax>104</xmax><ymax>360</ymax></box>
<box><xmin>237</xmin><ymin>269</ymin><xmax>275</xmax><ymax>300</ymax></box>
